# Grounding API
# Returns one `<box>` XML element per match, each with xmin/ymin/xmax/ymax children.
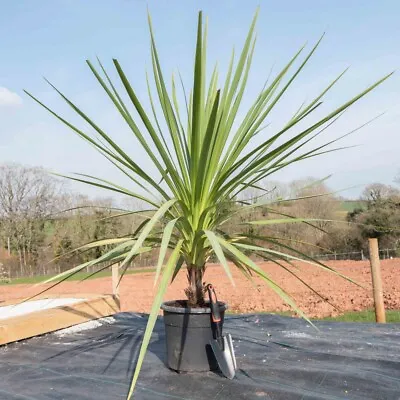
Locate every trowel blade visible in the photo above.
<box><xmin>210</xmin><ymin>334</ymin><xmax>236</xmax><ymax>379</ymax></box>
<box><xmin>226</xmin><ymin>333</ymin><xmax>237</xmax><ymax>370</ymax></box>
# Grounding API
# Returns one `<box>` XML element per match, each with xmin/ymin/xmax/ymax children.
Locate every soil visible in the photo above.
<box><xmin>165</xmin><ymin>300</ymin><xmax>199</xmax><ymax>309</ymax></box>
<box><xmin>162</xmin><ymin>300</ymin><xmax>224</xmax><ymax>309</ymax></box>
<box><xmin>1</xmin><ymin>259</ymin><xmax>399</xmax><ymax>318</ymax></box>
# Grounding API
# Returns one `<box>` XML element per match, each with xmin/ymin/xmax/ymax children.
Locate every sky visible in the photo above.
<box><xmin>0</xmin><ymin>0</ymin><xmax>399</xmax><ymax>203</ymax></box>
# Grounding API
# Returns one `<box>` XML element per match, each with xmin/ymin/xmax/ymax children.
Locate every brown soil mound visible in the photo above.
<box><xmin>1</xmin><ymin>259</ymin><xmax>399</xmax><ymax>318</ymax></box>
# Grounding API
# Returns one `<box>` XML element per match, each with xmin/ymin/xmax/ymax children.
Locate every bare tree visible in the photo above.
<box><xmin>394</xmin><ymin>171</ymin><xmax>400</xmax><ymax>186</ymax></box>
<box><xmin>362</xmin><ymin>183</ymin><xmax>400</xmax><ymax>203</ymax></box>
<box><xmin>51</xmin><ymin>194</ymin><xmax>130</xmax><ymax>273</ymax></box>
<box><xmin>0</xmin><ymin>163</ymin><xmax>61</xmax><ymax>275</ymax></box>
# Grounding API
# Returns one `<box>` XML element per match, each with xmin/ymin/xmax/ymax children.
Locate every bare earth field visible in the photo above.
<box><xmin>1</xmin><ymin>259</ymin><xmax>399</xmax><ymax>318</ymax></box>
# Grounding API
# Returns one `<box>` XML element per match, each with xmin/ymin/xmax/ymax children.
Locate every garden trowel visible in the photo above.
<box><xmin>207</xmin><ymin>284</ymin><xmax>237</xmax><ymax>379</ymax></box>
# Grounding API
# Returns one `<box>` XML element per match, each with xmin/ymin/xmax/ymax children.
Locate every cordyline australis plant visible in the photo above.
<box><xmin>27</xmin><ymin>9</ymin><xmax>391</xmax><ymax>399</ymax></box>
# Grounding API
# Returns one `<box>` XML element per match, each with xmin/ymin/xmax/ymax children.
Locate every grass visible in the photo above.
<box><xmin>0</xmin><ymin>267</ymin><xmax>157</xmax><ymax>285</ymax></box>
<box><xmin>334</xmin><ymin>200</ymin><xmax>366</xmax><ymax>220</ymax></box>
<box><xmin>228</xmin><ymin>309</ymin><xmax>400</xmax><ymax>323</ymax></box>
<box><xmin>340</xmin><ymin>200</ymin><xmax>367</xmax><ymax>212</ymax></box>
<box><xmin>321</xmin><ymin>309</ymin><xmax>400</xmax><ymax>323</ymax></box>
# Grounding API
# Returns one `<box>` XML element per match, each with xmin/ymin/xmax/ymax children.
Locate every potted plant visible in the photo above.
<box><xmin>27</xmin><ymin>9</ymin><xmax>391</xmax><ymax>399</ymax></box>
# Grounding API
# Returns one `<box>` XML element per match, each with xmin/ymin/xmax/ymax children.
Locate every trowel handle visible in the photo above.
<box><xmin>207</xmin><ymin>284</ymin><xmax>223</xmax><ymax>344</ymax></box>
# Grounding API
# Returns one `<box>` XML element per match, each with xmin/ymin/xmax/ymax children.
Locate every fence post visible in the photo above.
<box><xmin>360</xmin><ymin>249</ymin><xmax>364</xmax><ymax>260</ymax></box>
<box><xmin>368</xmin><ymin>238</ymin><xmax>386</xmax><ymax>323</ymax></box>
<box><xmin>112</xmin><ymin>263</ymin><xmax>120</xmax><ymax>297</ymax></box>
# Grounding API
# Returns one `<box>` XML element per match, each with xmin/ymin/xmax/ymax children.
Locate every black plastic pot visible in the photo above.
<box><xmin>160</xmin><ymin>300</ymin><xmax>228</xmax><ymax>372</ymax></box>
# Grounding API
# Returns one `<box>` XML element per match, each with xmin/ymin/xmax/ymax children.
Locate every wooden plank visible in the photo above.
<box><xmin>0</xmin><ymin>294</ymin><xmax>121</xmax><ymax>345</ymax></box>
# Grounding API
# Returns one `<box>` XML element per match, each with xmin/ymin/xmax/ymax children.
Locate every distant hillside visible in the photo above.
<box><xmin>340</xmin><ymin>200</ymin><xmax>367</xmax><ymax>212</ymax></box>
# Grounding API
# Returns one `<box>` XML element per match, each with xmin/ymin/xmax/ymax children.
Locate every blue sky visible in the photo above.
<box><xmin>1</xmin><ymin>0</ymin><xmax>399</xmax><ymax>201</ymax></box>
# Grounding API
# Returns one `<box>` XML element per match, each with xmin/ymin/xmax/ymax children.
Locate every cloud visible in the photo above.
<box><xmin>0</xmin><ymin>87</ymin><xmax>22</xmax><ymax>107</ymax></box>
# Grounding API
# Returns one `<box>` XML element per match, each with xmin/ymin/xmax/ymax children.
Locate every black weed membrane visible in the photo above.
<box><xmin>1</xmin><ymin>313</ymin><xmax>399</xmax><ymax>399</ymax></box>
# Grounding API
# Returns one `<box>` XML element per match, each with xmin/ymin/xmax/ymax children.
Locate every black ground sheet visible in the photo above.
<box><xmin>1</xmin><ymin>313</ymin><xmax>399</xmax><ymax>399</ymax></box>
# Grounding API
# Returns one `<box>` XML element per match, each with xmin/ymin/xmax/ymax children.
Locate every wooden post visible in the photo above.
<box><xmin>368</xmin><ymin>238</ymin><xmax>386</xmax><ymax>323</ymax></box>
<box><xmin>112</xmin><ymin>263</ymin><xmax>120</xmax><ymax>297</ymax></box>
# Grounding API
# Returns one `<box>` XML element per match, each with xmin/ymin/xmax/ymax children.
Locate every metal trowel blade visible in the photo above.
<box><xmin>210</xmin><ymin>334</ymin><xmax>236</xmax><ymax>379</ymax></box>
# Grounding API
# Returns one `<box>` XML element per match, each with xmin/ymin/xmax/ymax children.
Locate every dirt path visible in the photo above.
<box><xmin>1</xmin><ymin>259</ymin><xmax>399</xmax><ymax>318</ymax></box>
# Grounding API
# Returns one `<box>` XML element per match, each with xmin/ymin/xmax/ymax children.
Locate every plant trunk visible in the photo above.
<box><xmin>186</xmin><ymin>264</ymin><xmax>205</xmax><ymax>307</ymax></box>
<box><xmin>23</xmin><ymin>245</ymin><xmax>27</xmax><ymax>268</ymax></box>
<box><xmin>18</xmin><ymin>249</ymin><xmax>23</xmax><ymax>277</ymax></box>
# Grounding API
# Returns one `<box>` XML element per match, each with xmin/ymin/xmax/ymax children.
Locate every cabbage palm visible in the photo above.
<box><xmin>26</xmin><ymin>9</ymin><xmax>391</xmax><ymax>399</ymax></box>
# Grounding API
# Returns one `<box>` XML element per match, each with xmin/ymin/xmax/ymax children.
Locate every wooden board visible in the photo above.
<box><xmin>0</xmin><ymin>294</ymin><xmax>120</xmax><ymax>345</ymax></box>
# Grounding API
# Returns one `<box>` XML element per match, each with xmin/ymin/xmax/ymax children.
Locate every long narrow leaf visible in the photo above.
<box><xmin>204</xmin><ymin>230</ymin><xmax>235</xmax><ymax>286</ymax></box>
<box><xmin>217</xmin><ymin>237</ymin><xmax>314</xmax><ymax>326</ymax></box>
<box><xmin>127</xmin><ymin>241</ymin><xmax>183</xmax><ymax>399</ymax></box>
<box><xmin>154</xmin><ymin>218</ymin><xmax>180</xmax><ymax>285</ymax></box>
<box><xmin>120</xmin><ymin>199</ymin><xmax>177</xmax><ymax>268</ymax></box>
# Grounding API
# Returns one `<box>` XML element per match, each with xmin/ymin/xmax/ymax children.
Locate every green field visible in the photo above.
<box><xmin>339</xmin><ymin>200</ymin><xmax>367</xmax><ymax>212</ymax></box>
<box><xmin>0</xmin><ymin>267</ymin><xmax>157</xmax><ymax>286</ymax></box>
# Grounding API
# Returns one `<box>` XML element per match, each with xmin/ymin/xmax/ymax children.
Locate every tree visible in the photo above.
<box><xmin>394</xmin><ymin>171</ymin><xmax>400</xmax><ymax>186</ymax></box>
<box><xmin>51</xmin><ymin>194</ymin><xmax>123</xmax><ymax>272</ymax></box>
<box><xmin>27</xmin><ymin>9</ymin><xmax>391</xmax><ymax>396</ymax></box>
<box><xmin>362</xmin><ymin>183</ymin><xmax>400</xmax><ymax>203</ymax></box>
<box><xmin>356</xmin><ymin>186</ymin><xmax>400</xmax><ymax>247</ymax></box>
<box><xmin>0</xmin><ymin>163</ymin><xmax>61</xmax><ymax>275</ymax></box>
<box><xmin>245</xmin><ymin>178</ymin><xmax>340</xmax><ymax>255</ymax></box>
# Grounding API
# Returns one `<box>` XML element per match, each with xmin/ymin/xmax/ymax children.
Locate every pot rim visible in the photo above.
<box><xmin>161</xmin><ymin>300</ymin><xmax>228</xmax><ymax>314</ymax></box>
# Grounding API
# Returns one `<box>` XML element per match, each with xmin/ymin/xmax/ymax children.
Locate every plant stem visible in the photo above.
<box><xmin>186</xmin><ymin>264</ymin><xmax>205</xmax><ymax>306</ymax></box>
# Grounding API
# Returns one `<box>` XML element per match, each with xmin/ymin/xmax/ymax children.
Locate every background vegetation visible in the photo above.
<box><xmin>0</xmin><ymin>162</ymin><xmax>399</xmax><ymax>281</ymax></box>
